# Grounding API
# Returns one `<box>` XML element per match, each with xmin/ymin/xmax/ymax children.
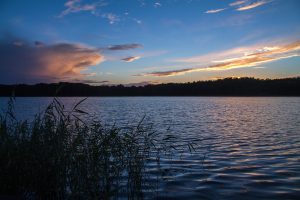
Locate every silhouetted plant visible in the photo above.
<box><xmin>0</xmin><ymin>97</ymin><xmax>196</xmax><ymax>199</ymax></box>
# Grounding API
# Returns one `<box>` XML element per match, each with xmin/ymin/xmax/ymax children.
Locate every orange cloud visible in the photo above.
<box><xmin>35</xmin><ymin>43</ymin><xmax>104</xmax><ymax>78</ymax></box>
<box><xmin>0</xmin><ymin>40</ymin><xmax>104</xmax><ymax>83</ymax></box>
<box><xmin>138</xmin><ymin>40</ymin><xmax>300</xmax><ymax>77</ymax></box>
<box><xmin>236</xmin><ymin>0</ymin><xmax>270</xmax><ymax>11</ymax></box>
<box><xmin>230</xmin><ymin>0</ymin><xmax>248</xmax><ymax>6</ymax></box>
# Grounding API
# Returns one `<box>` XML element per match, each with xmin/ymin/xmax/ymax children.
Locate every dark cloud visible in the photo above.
<box><xmin>108</xmin><ymin>43</ymin><xmax>142</xmax><ymax>50</ymax></box>
<box><xmin>34</xmin><ymin>41</ymin><xmax>45</xmax><ymax>47</ymax></box>
<box><xmin>121</xmin><ymin>56</ymin><xmax>141</xmax><ymax>62</ymax></box>
<box><xmin>134</xmin><ymin>67</ymin><xmax>194</xmax><ymax>77</ymax></box>
<box><xmin>70</xmin><ymin>79</ymin><xmax>109</xmax><ymax>85</ymax></box>
<box><xmin>124</xmin><ymin>81</ymin><xmax>159</xmax><ymax>87</ymax></box>
<box><xmin>0</xmin><ymin>37</ymin><xmax>103</xmax><ymax>84</ymax></box>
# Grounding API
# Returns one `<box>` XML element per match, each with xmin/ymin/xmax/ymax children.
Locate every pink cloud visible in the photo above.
<box><xmin>0</xmin><ymin>39</ymin><xmax>104</xmax><ymax>83</ymax></box>
<box><xmin>236</xmin><ymin>0</ymin><xmax>271</xmax><ymax>11</ymax></box>
<box><xmin>137</xmin><ymin>40</ymin><xmax>300</xmax><ymax>77</ymax></box>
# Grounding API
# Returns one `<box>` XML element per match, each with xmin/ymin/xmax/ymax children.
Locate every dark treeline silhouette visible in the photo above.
<box><xmin>0</xmin><ymin>77</ymin><xmax>300</xmax><ymax>96</ymax></box>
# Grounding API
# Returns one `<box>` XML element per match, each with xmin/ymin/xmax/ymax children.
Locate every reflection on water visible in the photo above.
<box><xmin>1</xmin><ymin>97</ymin><xmax>300</xmax><ymax>199</ymax></box>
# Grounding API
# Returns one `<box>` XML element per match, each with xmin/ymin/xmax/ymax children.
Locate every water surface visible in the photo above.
<box><xmin>1</xmin><ymin>97</ymin><xmax>299</xmax><ymax>199</ymax></box>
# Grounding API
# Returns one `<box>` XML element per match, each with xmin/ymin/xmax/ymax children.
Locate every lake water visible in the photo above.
<box><xmin>1</xmin><ymin>97</ymin><xmax>300</xmax><ymax>199</ymax></box>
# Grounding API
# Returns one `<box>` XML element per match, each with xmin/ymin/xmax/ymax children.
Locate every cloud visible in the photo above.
<box><xmin>34</xmin><ymin>41</ymin><xmax>45</xmax><ymax>47</ymax></box>
<box><xmin>124</xmin><ymin>81</ymin><xmax>159</xmax><ymax>87</ymax></box>
<box><xmin>0</xmin><ymin>37</ymin><xmax>104</xmax><ymax>84</ymax></box>
<box><xmin>101</xmin><ymin>13</ymin><xmax>120</xmax><ymax>24</ymax></box>
<box><xmin>137</xmin><ymin>41</ymin><xmax>300</xmax><ymax>77</ymax></box>
<box><xmin>138</xmin><ymin>0</ymin><xmax>146</xmax><ymax>7</ymax></box>
<box><xmin>122</xmin><ymin>56</ymin><xmax>141</xmax><ymax>62</ymax></box>
<box><xmin>173</xmin><ymin>46</ymin><xmax>253</xmax><ymax>64</ymax></box>
<box><xmin>236</xmin><ymin>0</ymin><xmax>270</xmax><ymax>11</ymax></box>
<box><xmin>229</xmin><ymin>0</ymin><xmax>248</xmax><ymax>6</ymax></box>
<box><xmin>108</xmin><ymin>43</ymin><xmax>143</xmax><ymax>50</ymax></box>
<box><xmin>70</xmin><ymin>79</ymin><xmax>109</xmax><ymax>84</ymax></box>
<box><xmin>105</xmin><ymin>49</ymin><xmax>165</xmax><ymax>62</ymax></box>
<box><xmin>132</xmin><ymin>18</ymin><xmax>142</xmax><ymax>24</ymax></box>
<box><xmin>59</xmin><ymin>1</ymin><xmax>133</xmax><ymax>25</ymax></box>
<box><xmin>58</xmin><ymin>0</ymin><xmax>105</xmax><ymax>17</ymax></box>
<box><xmin>205</xmin><ymin>8</ymin><xmax>226</xmax><ymax>14</ymax></box>
<box><xmin>154</xmin><ymin>2</ymin><xmax>162</xmax><ymax>8</ymax></box>
<box><xmin>12</xmin><ymin>41</ymin><xmax>23</xmax><ymax>46</ymax></box>
<box><xmin>206</xmin><ymin>0</ymin><xmax>270</xmax><ymax>14</ymax></box>
<box><xmin>135</xmin><ymin>68</ymin><xmax>200</xmax><ymax>77</ymax></box>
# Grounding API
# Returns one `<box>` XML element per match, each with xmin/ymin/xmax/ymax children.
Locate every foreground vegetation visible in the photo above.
<box><xmin>0</xmin><ymin>97</ymin><xmax>195</xmax><ymax>199</ymax></box>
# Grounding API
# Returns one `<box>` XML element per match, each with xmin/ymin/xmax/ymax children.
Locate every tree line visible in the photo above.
<box><xmin>0</xmin><ymin>77</ymin><xmax>299</xmax><ymax>96</ymax></box>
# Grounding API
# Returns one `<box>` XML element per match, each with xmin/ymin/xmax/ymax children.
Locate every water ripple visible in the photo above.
<box><xmin>1</xmin><ymin>97</ymin><xmax>299</xmax><ymax>199</ymax></box>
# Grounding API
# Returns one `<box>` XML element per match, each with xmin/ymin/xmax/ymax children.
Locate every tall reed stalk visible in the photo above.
<box><xmin>0</xmin><ymin>97</ymin><xmax>196</xmax><ymax>199</ymax></box>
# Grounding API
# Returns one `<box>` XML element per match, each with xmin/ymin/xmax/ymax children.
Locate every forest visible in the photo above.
<box><xmin>1</xmin><ymin>77</ymin><xmax>300</xmax><ymax>96</ymax></box>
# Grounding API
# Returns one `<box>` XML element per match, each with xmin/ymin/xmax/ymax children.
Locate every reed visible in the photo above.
<box><xmin>0</xmin><ymin>97</ymin><xmax>196</xmax><ymax>199</ymax></box>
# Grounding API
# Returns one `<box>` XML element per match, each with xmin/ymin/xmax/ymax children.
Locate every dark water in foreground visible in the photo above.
<box><xmin>1</xmin><ymin>97</ymin><xmax>300</xmax><ymax>199</ymax></box>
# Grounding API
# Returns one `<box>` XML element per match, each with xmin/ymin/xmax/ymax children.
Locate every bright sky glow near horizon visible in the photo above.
<box><xmin>0</xmin><ymin>0</ymin><xmax>300</xmax><ymax>85</ymax></box>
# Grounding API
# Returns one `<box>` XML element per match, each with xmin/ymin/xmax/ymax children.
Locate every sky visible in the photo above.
<box><xmin>0</xmin><ymin>0</ymin><xmax>300</xmax><ymax>85</ymax></box>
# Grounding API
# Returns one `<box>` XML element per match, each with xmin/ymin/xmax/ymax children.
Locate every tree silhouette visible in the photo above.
<box><xmin>0</xmin><ymin>77</ymin><xmax>299</xmax><ymax>96</ymax></box>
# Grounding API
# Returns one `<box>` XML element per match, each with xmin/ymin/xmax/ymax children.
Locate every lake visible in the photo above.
<box><xmin>1</xmin><ymin>97</ymin><xmax>300</xmax><ymax>199</ymax></box>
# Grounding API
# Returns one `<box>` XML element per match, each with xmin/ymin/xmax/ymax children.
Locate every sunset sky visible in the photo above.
<box><xmin>0</xmin><ymin>0</ymin><xmax>300</xmax><ymax>85</ymax></box>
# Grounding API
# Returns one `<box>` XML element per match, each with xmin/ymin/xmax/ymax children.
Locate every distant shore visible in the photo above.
<box><xmin>1</xmin><ymin>77</ymin><xmax>300</xmax><ymax>97</ymax></box>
